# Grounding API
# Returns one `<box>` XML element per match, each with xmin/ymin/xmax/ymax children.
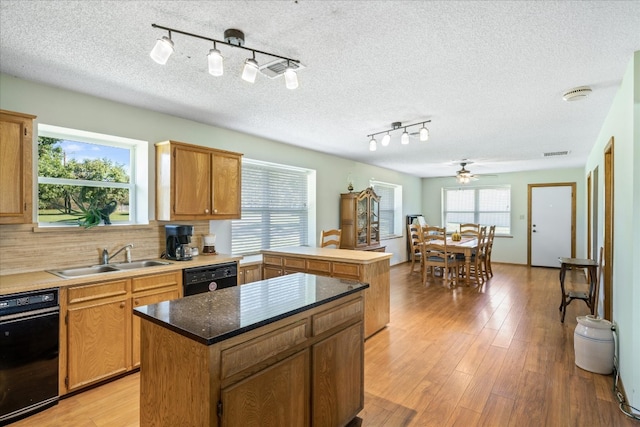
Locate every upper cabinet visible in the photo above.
<box><xmin>156</xmin><ymin>140</ymin><xmax>242</xmax><ymax>221</ymax></box>
<box><xmin>339</xmin><ymin>187</ymin><xmax>382</xmax><ymax>251</ymax></box>
<box><xmin>0</xmin><ymin>110</ymin><xmax>36</xmax><ymax>224</ymax></box>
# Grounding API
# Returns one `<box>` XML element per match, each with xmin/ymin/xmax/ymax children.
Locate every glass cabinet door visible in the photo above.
<box><xmin>357</xmin><ymin>196</ymin><xmax>368</xmax><ymax>246</ymax></box>
<box><xmin>370</xmin><ymin>196</ymin><xmax>379</xmax><ymax>244</ymax></box>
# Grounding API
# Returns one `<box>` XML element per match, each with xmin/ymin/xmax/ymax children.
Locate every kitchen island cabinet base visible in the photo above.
<box><xmin>138</xmin><ymin>288</ymin><xmax>365</xmax><ymax>427</ymax></box>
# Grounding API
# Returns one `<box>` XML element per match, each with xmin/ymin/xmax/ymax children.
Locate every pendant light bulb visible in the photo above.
<box><xmin>242</xmin><ymin>57</ymin><xmax>259</xmax><ymax>83</ymax></box>
<box><xmin>401</xmin><ymin>129</ymin><xmax>410</xmax><ymax>145</ymax></box>
<box><xmin>420</xmin><ymin>125</ymin><xmax>430</xmax><ymax>142</ymax></box>
<box><xmin>381</xmin><ymin>133</ymin><xmax>391</xmax><ymax>147</ymax></box>
<box><xmin>369</xmin><ymin>137</ymin><xmax>377</xmax><ymax>152</ymax></box>
<box><xmin>150</xmin><ymin>35</ymin><xmax>174</xmax><ymax>65</ymax></box>
<box><xmin>284</xmin><ymin>66</ymin><xmax>299</xmax><ymax>90</ymax></box>
<box><xmin>207</xmin><ymin>47</ymin><xmax>224</xmax><ymax>76</ymax></box>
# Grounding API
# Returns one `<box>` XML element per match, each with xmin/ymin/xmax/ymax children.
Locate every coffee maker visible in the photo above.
<box><xmin>165</xmin><ymin>224</ymin><xmax>194</xmax><ymax>261</ymax></box>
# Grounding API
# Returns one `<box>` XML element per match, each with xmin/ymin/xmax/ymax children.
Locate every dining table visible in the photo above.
<box><xmin>423</xmin><ymin>236</ymin><xmax>479</xmax><ymax>286</ymax></box>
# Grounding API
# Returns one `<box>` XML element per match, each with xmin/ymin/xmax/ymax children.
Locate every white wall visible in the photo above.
<box><xmin>584</xmin><ymin>51</ymin><xmax>639</xmax><ymax>411</ymax></box>
<box><xmin>421</xmin><ymin>168</ymin><xmax>585</xmax><ymax>265</ymax></box>
<box><xmin>0</xmin><ymin>74</ymin><xmax>421</xmax><ymax>266</ymax></box>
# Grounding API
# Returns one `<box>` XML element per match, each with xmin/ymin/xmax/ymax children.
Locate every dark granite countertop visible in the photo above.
<box><xmin>133</xmin><ymin>273</ymin><xmax>369</xmax><ymax>345</ymax></box>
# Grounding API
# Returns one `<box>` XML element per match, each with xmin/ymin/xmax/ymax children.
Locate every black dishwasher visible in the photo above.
<box><xmin>0</xmin><ymin>288</ymin><xmax>59</xmax><ymax>425</ymax></box>
<box><xmin>183</xmin><ymin>262</ymin><xmax>238</xmax><ymax>296</ymax></box>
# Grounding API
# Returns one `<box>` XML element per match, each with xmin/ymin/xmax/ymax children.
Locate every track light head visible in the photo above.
<box><xmin>401</xmin><ymin>129</ymin><xmax>410</xmax><ymax>145</ymax></box>
<box><xmin>369</xmin><ymin>137</ymin><xmax>377</xmax><ymax>151</ymax></box>
<box><xmin>150</xmin><ymin>35</ymin><xmax>174</xmax><ymax>65</ymax></box>
<box><xmin>242</xmin><ymin>58</ymin><xmax>259</xmax><ymax>83</ymax></box>
<box><xmin>207</xmin><ymin>47</ymin><xmax>224</xmax><ymax>76</ymax></box>
<box><xmin>419</xmin><ymin>125</ymin><xmax>429</xmax><ymax>142</ymax></box>
<box><xmin>381</xmin><ymin>133</ymin><xmax>391</xmax><ymax>147</ymax></box>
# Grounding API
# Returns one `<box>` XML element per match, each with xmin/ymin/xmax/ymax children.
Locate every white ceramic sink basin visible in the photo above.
<box><xmin>48</xmin><ymin>259</ymin><xmax>171</xmax><ymax>279</ymax></box>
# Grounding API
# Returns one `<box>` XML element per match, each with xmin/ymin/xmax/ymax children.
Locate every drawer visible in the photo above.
<box><xmin>67</xmin><ymin>279</ymin><xmax>129</xmax><ymax>304</ymax></box>
<box><xmin>132</xmin><ymin>271</ymin><xmax>181</xmax><ymax>293</ymax></box>
<box><xmin>221</xmin><ymin>320</ymin><xmax>308</xmax><ymax>379</ymax></box>
<box><xmin>263</xmin><ymin>255</ymin><xmax>283</xmax><ymax>266</ymax></box>
<box><xmin>306</xmin><ymin>259</ymin><xmax>331</xmax><ymax>275</ymax></box>
<box><xmin>283</xmin><ymin>257</ymin><xmax>305</xmax><ymax>270</ymax></box>
<box><xmin>313</xmin><ymin>298</ymin><xmax>363</xmax><ymax>336</ymax></box>
<box><xmin>332</xmin><ymin>262</ymin><xmax>360</xmax><ymax>279</ymax></box>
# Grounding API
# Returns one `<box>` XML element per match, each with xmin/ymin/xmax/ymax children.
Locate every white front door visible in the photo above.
<box><xmin>530</xmin><ymin>185</ymin><xmax>573</xmax><ymax>267</ymax></box>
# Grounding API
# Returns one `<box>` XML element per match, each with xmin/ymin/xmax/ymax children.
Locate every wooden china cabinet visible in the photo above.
<box><xmin>339</xmin><ymin>187</ymin><xmax>384</xmax><ymax>252</ymax></box>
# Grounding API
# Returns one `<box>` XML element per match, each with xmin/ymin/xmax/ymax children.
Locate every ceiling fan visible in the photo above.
<box><xmin>455</xmin><ymin>162</ymin><xmax>478</xmax><ymax>184</ymax></box>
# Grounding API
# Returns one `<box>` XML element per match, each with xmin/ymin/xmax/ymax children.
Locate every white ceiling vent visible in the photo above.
<box><xmin>259</xmin><ymin>59</ymin><xmax>305</xmax><ymax>79</ymax></box>
<box><xmin>562</xmin><ymin>86</ymin><xmax>592</xmax><ymax>101</ymax></box>
<box><xmin>543</xmin><ymin>150</ymin><xmax>570</xmax><ymax>157</ymax></box>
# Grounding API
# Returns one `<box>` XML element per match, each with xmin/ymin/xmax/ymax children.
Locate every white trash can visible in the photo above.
<box><xmin>574</xmin><ymin>315</ymin><xmax>614</xmax><ymax>374</ymax></box>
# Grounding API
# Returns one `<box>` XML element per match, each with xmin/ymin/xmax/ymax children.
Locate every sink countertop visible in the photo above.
<box><xmin>0</xmin><ymin>253</ymin><xmax>243</xmax><ymax>296</ymax></box>
<box><xmin>134</xmin><ymin>272</ymin><xmax>368</xmax><ymax>345</ymax></box>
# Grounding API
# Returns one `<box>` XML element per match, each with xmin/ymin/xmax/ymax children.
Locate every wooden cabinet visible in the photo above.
<box><xmin>65</xmin><ymin>279</ymin><xmax>130</xmax><ymax>392</ymax></box>
<box><xmin>238</xmin><ymin>263</ymin><xmax>262</xmax><ymax>285</ymax></box>
<box><xmin>62</xmin><ymin>271</ymin><xmax>181</xmax><ymax>393</ymax></box>
<box><xmin>222</xmin><ymin>350</ymin><xmax>310</xmax><ymax>427</ymax></box>
<box><xmin>156</xmin><ymin>140</ymin><xmax>242</xmax><ymax>221</ymax></box>
<box><xmin>262</xmin><ymin>248</ymin><xmax>390</xmax><ymax>339</ymax></box>
<box><xmin>340</xmin><ymin>187</ymin><xmax>382</xmax><ymax>251</ymax></box>
<box><xmin>0</xmin><ymin>110</ymin><xmax>36</xmax><ymax>224</ymax></box>
<box><xmin>131</xmin><ymin>272</ymin><xmax>181</xmax><ymax>367</ymax></box>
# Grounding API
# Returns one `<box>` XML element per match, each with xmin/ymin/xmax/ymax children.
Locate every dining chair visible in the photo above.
<box><xmin>483</xmin><ymin>225</ymin><xmax>496</xmax><ymax>278</ymax></box>
<box><xmin>320</xmin><ymin>229</ymin><xmax>342</xmax><ymax>248</ymax></box>
<box><xmin>422</xmin><ymin>226</ymin><xmax>464</xmax><ymax>287</ymax></box>
<box><xmin>407</xmin><ymin>223</ymin><xmax>424</xmax><ymax>274</ymax></box>
<box><xmin>460</xmin><ymin>226</ymin><xmax>487</xmax><ymax>286</ymax></box>
<box><xmin>460</xmin><ymin>223</ymin><xmax>480</xmax><ymax>237</ymax></box>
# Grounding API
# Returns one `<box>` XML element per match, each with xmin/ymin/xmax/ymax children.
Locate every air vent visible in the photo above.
<box><xmin>543</xmin><ymin>151</ymin><xmax>570</xmax><ymax>157</ymax></box>
<box><xmin>562</xmin><ymin>86</ymin><xmax>592</xmax><ymax>102</ymax></box>
<box><xmin>258</xmin><ymin>59</ymin><xmax>305</xmax><ymax>79</ymax></box>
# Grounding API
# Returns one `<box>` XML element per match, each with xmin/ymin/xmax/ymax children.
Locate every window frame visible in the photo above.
<box><xmin>231</xmin><ymin>159</ymin><xmax>316</xmax><ymax>255</ymax></box>
<box><xmin>441</xmin><ymin>185</ymin><xmax>511</xmax><ymax>235</ymax></box>
<box><xmin>370</xmin><ymin>180</ymin><xmax>402</xmax><ymax>240</ymax></box>
<box><xmin>36</xmin><ymin>124</ymin><xmax>148</xmax><ymax>227</ymax></box>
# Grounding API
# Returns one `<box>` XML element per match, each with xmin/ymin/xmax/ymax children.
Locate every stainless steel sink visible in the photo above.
<box><xmin>49</xmin><ymin>265</ymin><xmax>120</xmax><ymax>278</ymax></box>
<box><xmin>111</xmin><ymin>260</ymin><xmax>171</xmax><ymax>270</ymax></box>
<box><xmin>48</xmin><ymin>259</ymin><xmax>171</xmax><ymax>278</ymax></box>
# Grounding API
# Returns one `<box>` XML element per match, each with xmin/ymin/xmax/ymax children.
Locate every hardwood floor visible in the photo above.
<box><xmin>11</xmin><ymin>263</ymin><xmax>637</xmax><ymax>426</ymax></box>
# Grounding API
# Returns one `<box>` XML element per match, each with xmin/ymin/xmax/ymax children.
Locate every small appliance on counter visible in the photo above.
<box><xmin>165</xmin><ymin>224</ymin><xmax>194</xmax><ymax>261</ymax></box>
<box><xmin>202</xmin><ymin>234</ymin><xmax>217</xmax><ymax>255</ymax></box>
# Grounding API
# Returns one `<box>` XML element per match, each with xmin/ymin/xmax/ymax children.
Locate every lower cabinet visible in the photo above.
<box><xmin>62</xmin><ymin>271</ymin><xmax>181</xmax><ymax>394</ymax></box>
<box><xmin>238</xmin><ymin>264</ymin><xmax>262</xmax><ymax>284</ymax></box>
<box><xmin>222</xmin><ymin>350</ymin><xmax>309</xmax><ymax>427</ymax></box>
<box><xmin>66</xmin><ymin>279</ymin><xmax>130</xmax><ymax>392</ymax></box>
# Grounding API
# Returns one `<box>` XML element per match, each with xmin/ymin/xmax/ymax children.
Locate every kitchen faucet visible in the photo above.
<box><xmin>101</xmin><ymin>243</ymin><xmax>133</xmax><ymax>265</ymax></box>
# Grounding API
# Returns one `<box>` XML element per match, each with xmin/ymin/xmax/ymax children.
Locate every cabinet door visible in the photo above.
<box><xmin>239</xmin><ymin>264</ymin><xmax>262</xmax><ymax>284</ymax></box>
<box><xmin>211</xmin><ymin>152</ymin><xmax>241</xmax><ymax>218</ymax></box>
<box><xmin>0</xmin><ymin>111</ymin><xmax>34</xmax><ymax>224</ymax></box>
<box><xmin>67</xmin><ymin>297</ymin><xmax>130</xmax><ymax>391</ymax></box>
<box><xmin>173</xmin><ymin>145</ymin><xmax>211</xmax><ymax>217</ymax></box>
<box><xmin>263</xmin><ymin>265</ymin><xmax>283</xmax><ymax>279</ymax></box>
<box><xmin>221</xmin><ymin>349</ymin><xmax>309</xmax><ymax>427</ymax></box>
<box><xmin>131</xmin><ymin>288</ymin><xmax>180</xmax><ymax>367</ymax></box>
<box><xmin>312</xmin><ymin>322</ymin><xmax>363</xmax><ymax>427</ymax></box>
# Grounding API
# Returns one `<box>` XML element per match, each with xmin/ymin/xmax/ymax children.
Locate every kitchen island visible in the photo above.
<box><xmin>134</xmin><ymin>273</ymin><xmax>368</xmax><ymax>427</ymax></box>
<box><xmin>261</xmin><ymin>246</ymin><xmax>391</xmax><ymax>338</ymax></box>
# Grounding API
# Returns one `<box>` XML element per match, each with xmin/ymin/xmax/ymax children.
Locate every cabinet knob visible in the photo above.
<box><xmin>134</xmin><ymin>299</ymin><xmax>140</xmax><ymax>305</ymax></box>
<box><xmin>120</xmin><ymin>302</ymin><xmax>126</xmax><ymax>308</ymax></box>
<box><xmin>214</xmin><ymin>209</ymin><xmax>218</xmax><ymax>213</ymax></box>
<box><xmin>205</xmin><ymin>209</ymin><xmax>209</xmax><ymax>213</ymax></box>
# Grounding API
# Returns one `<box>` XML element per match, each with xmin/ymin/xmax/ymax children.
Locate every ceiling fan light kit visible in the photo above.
<box><xmin>455</xmin><ymin>162</ymin><xmax>478</xmax><ymax>184</ymax></box>
<box><xmin>150</xmin><ymin>24</ymin><xmax>301</xmax><ymax>89</ymax></box>
<box><xmin>367</xmin><ymin>120</ymin><xmax>431</xmax><ymax>151</ymax></box>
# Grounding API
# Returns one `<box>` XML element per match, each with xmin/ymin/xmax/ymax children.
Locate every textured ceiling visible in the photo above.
<box><xmin>1</xmin><ymin>1</ymin><xmax>639</xmax><ymax>178</ymax></box>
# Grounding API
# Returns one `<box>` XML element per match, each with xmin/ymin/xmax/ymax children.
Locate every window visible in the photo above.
<box><xmin>442</xmin><ymin>186</ymin><xmax>511</xmax><ymax>234</ymax></box>
<box><xmin>370</xmin><ymin>180</ymin><xmax>402</xmax><ymax>239</ymax></box>
<box><xmin>232</xmin><ymin>159</ymin><xmax>315</xmax><ymax>255</ymax></box>
<box><xmin>37</xmin><ymin>124</ymin><xmax>148</xmax><ymax>226</ymax></box>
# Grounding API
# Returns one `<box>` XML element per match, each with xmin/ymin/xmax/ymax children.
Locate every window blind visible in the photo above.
<box><xmin>371</xmin><ymin>181</ymin><xmax>400</xmax><ymax>238</ymax></box>
<box><xmin>232</xmin><ymin>160</ymin><xmax>310</xmax><ymax>255</ymax></box>
<box><xmin>443</xmin><ymin>186</ymin><xmax>511</xmax><ymax>234</ymax></box>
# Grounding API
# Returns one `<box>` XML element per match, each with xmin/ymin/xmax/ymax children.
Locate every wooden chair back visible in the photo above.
<box><xmin>320</xmin><ymin>229</ymin><xmax>342</xmax><ymax>248</ymax></box>
<box><xmin>422</xmin><ymin>226</ymin><xmax>464</xmax><ymax>287</ymax></box>
<box><xmin>460</xmin><ymin>223</ymin><xmax>480</xmax><ymax>237</ymax></box>
<box><xmin>407</xmin><ymin>223</ymin><xmax>423</xmax><ymax>273</ymax></box>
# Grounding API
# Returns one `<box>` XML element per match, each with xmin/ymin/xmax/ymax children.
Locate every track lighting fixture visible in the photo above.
<box><xmin>150</xmin><ymin>24</ymin><xmax>301</xmax><ymax>89</ymax></box>
<box><xmin>366</xmin><ymin>120</ymin><xmax>431</xmax><ymax>150</ymax></box>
